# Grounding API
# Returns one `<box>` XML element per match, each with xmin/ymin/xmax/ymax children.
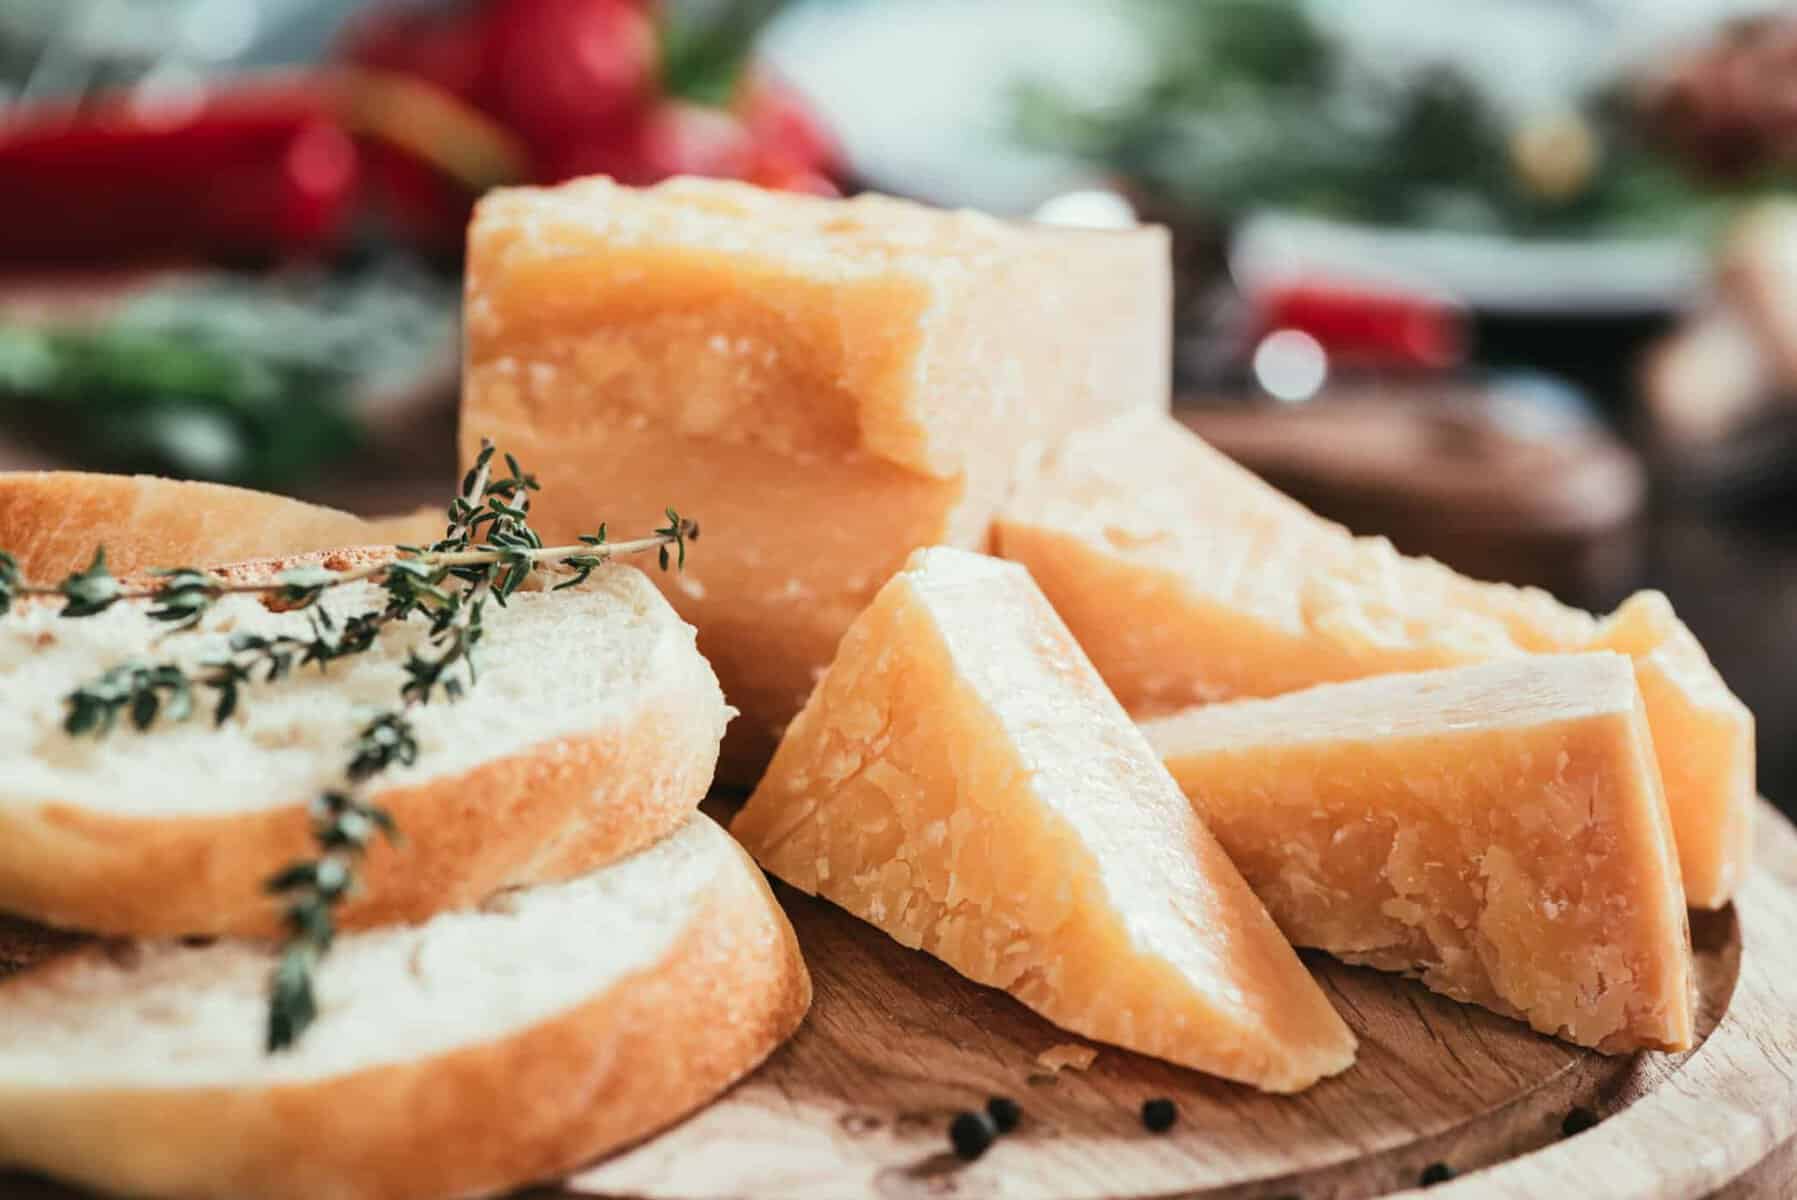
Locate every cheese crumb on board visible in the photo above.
<box><xmin>993</xmin><ymin>409</ymin><xmax>1754</xmax><ymax>909</ymax></box>
<box><xmin>732</xmin><ymin>547</ymin><xmax>1357</xmax><ymax>1093</ymax></box>
<box><xmin>1143</xmin><ymin>654</ymin><xmax>1695</xmax><ymax>1053</ymax></box>
<box><xmin>460</xmin><ymin>176</ymin><xmax>1170</xmax><ymax>780</ymax></box>
<box><xmin>1036</xmin><ymin>1043</ymin><xmax>1099</xmax><ymax>1073</ymax></box>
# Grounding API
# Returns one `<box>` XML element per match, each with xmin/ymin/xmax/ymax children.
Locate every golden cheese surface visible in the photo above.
<box><xmin>1144</xmin><ymin>654</ymin><xmax>1695</xmax><ymax>1053</ymax></box>
<box><xmin>460</xmin><ymin>176</ymin><xmax>1170</xmax><ymax>777</ymax></box>
<box><xmin>994</xmin><ymin>410</ymin><xmax>1754</xmax><ymax>908</ymax></box>
<box><xmin>733</xmin><ymin>547</ymin><xmax>1357</xmax><ymax>1093</ymax></box>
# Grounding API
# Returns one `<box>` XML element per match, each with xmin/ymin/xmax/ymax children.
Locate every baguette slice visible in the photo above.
<box><xmin>0</xmin><ymin>471</ymin><xmax>439</xmax><ymax>578</ymax></box>
<box><xmin>0</xmin><ymin>550</ymin><xmax>729</xmax><ymax>936</ymax></box>
<box><xmin>0</xmin><ymin>816</ymin><xmax>810</xmax><ymax>1200</ymax></box>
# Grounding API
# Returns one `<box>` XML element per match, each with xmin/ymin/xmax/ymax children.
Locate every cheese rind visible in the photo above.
<box><xmin>994</xmin><ymin>410</ymin><xmax>1754</xmax><ymax>908</ymax></box>
<box><xmin>461</xmin><ymin>176</ymin><xmax>1170</xmax><ymax>776</ymax></box>
<box><xmin>1590</xmin><ymin>593</ymin><xmax>1756</xmax><ymax>909</ymax></box>
<box><xmin>1144</xmin><ymin>654</ymin><xmax>1695</xmax><ymax>1053</ymax></box>
<box><xmin>732</xmin><ymin>547</ymin><xmax>1356</xmax><ymax>1093</ymax></box>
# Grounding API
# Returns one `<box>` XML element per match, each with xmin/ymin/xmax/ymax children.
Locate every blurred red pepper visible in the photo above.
<box><xmin>0</xmin><ymin>80</ymin><xmax>359</xmax><ymax>267</ymax></box>
<box><xmin>336</xmin><ymin>0</ymin><xmax>510</xmax><ymax>254</ymax></box>
<box><xmin>544</xmin><ymin>99</ymin><xmax>753</xmax><ymax>185</ymax></box>
<box><xmin>483</xmin><ymin>0</ymin><xmax>659</xmax><ymax>164</ymax></box>
<box><xmin>1252</xmin><ymin>282</ymin><xmax>1467</xmax><ymax>371</ymax></box>
<box><xmin>735</xmin><ymin>69</ymin><xmax>841</xmax><ymax>178</ymax></box>
<box><xmin>337</xmin><ymin>0</ymin><xmax>490</xmax><ymax>100</ymax></box>
<box><xmin>0</xmin><ymin>0</ymin><xmax>845</xmax><ymax>268</ymax></box>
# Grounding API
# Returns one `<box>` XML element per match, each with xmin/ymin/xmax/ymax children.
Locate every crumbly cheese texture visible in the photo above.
<box><xmin>1144</xmin><ymin>654</ymin><xmax>1696</xmax><ymax>1053</ymax></box>
<box><xmin>461</xmin><ymin>176</ymin><xmax>1170</xmax><ymax>778</ymax></box>
<box><xmin>732</xmin><ymin>547</ymin><xmax>1356</xmax><ymax>1093</ymax></box>
<box><xmin>994</xmin><ymin>410</ymin><xmax>1755</xmax><ymax>908</ymax></box>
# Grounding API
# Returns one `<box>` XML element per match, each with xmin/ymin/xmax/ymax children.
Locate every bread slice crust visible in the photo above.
<box><xmin>0</xmin><ymin>821</ymin><xmax>810</xmax><ymax>1200</ymax></box>
<box><xmin>0</xmin><ymin>549</ymin><xmax>728</xmax><ymax>937</ymax></box>
<box><xmin>0</xmin><ymin>471</ymin><xmax>439</xmax><ymax>580</ymax></box>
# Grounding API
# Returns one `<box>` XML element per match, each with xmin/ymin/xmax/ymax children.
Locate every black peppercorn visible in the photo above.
<box><xmin>949</xmin><ymin>1110</ymin><xmax>996</xmax><ymax>1160</ymax></box>
<box><xmin>1562</xmin><ymin>1106</ymin><xmax>1600</xmax><ymax>1137</ymax></box>
<box><xmin>986</xmin><ymin>1096</ymin><xmax>1021</xmax><ymax>1134</ymax></box>
<box><xmin>1141</xmin><ymin>1097</ymin><xmax>1178</xmax><ymax>1133</ymax></box>
<box><xmin>1419</xmin><ymin>1161</ymin><xmax>1456</xmax><ymax>1186</ymax></box>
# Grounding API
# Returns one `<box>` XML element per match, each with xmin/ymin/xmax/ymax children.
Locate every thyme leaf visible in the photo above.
<box><xmin>3</xmin><ymin>439</ymin><xmax>694</xmax><ymax>1053</ymax></box>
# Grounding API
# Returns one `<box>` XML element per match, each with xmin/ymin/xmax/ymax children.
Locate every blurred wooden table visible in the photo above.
<box><xmin>1612</xmin><ymin>507</ymin><xmax>1797</xmax><ymax>822</ymax></box>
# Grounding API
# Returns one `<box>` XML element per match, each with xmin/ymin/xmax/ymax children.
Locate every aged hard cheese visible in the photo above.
<box><xmin>461</xmin><ymin>176</ymin><xmax>1170</xmax><ymax>778</ymax></box>
<box><xmin>732</xmin><ymin>547</ymin><xmax>1356</xmax><ymax>1092</ymax></box>
<box><xmin>1143</xmin><ymin>654</ymin><xmax>1695</xmax><ymax>1052</ymax></box>
<box><xmin>1589</xmin><ymin>592</ymin><xmax>1757</xmax><ymax>914</ymax></box>
<box><xmin>994</xmin><ymin>409</ymin><xmax>1754</xmax><ymax>908</ymax></box>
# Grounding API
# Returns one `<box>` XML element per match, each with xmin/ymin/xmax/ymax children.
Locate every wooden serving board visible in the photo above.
<box><xmin>563</xmin><ymin>798</ymin><xmax>1797</xmax><ymax>1200</ymax></box>
<box><xmin>7</xmin><ymin>803</ymin><xmax>1793</xmax><ymax>1200</ymax></box>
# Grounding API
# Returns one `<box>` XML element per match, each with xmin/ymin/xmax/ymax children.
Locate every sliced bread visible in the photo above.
<box><xmin>0</xmin><ymin>816</ymin><xmax>810</xmax><ymax>1200</ymax></box>
<box><xmin>0</xmin><ymin>552</ymin><xmax>730</xmax><ymax>936</ymax></box>
<box><xmin>0</xmin><ymin>471</ymin><xmax>439</xmax><ymax>579</ymax></box>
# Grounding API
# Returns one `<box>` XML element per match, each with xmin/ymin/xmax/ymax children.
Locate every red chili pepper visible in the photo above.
<box><xmin>745</xmin><ymin>158</ymin><xmax>840</xmax><ymax>197</ymax></box>
<box><xmin>1253</xmin><ymin>282</ymin><xmax>1467</xmax><ymax>370</ymax></box>
<box><xmin>0</xmin><ymin>80</ymin><xmax>358</xmax><ymax>267</ymax></box>
<box><xmin>735</xmin><ymin>68</ymin><xmax>840</xmax><ymax>178</ymax></box>
<box><xmin>337</xmin><ymin>0</ymin><xmax>489</xmax><ymax>102</ymax></box>
<box><xmin>541</xmin><ymin>99</ymin><xmax>753</xmax><ymax>186</ymax></box>
<box><xmin>482</xmin><ymin>0</ymin><xmax>659</xmax><ymax>160</ymax></box>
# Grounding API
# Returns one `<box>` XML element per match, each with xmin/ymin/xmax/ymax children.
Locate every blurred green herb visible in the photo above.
<box><xmin>1014</xmin><ymin>0</ymin><xmax>1744</xmax><ymax>238</ymax></box>
<box><xmin>660</xmin><ymin>0</ymin><xmax>786</xmax><ymax>105</ymax></box>
<box><xmin>0</xmin><ymin>266</ymin><xmax>454</xmax><ymax>487</ymax></box>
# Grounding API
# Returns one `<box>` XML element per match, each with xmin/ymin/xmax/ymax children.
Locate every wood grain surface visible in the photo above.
<box><xmin>565</xmin><ymin>798</ymin><xmax>1797</xmax><ymax>1200</ymax></box>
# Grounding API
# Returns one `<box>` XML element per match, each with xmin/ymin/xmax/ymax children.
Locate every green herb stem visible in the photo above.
<box><xmin>7</xmin><ymin>530</ymin><xmax>696</xmax><ymax>606</ymax></box>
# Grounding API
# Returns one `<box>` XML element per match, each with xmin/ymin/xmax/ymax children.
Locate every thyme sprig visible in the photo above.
<box><xmin>0</xmin><ymin>440</ymin><xmax>695</xmax><ymax>1052</ymax></box>
<box><xmin>2</xmin><ymin>531</ymin><xmax>694</xmax><ymax>634</ymax></box>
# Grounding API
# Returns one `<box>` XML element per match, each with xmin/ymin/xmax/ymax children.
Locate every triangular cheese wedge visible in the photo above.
<box><xmin>732</xmin><ymin>547</ymin><xmax>1356</xmax><ymax>1092</ymax></box>
<box><xmin>1144</xmin><ymin>654</ymin><xmax>1695</xmax><ymax>1052</ymax></box>
<box><xmin>994</xmin><ymin>409</ymin><xmax>1754</xmax><ymax>908</ymax></box>
<box><xmin>1589</xmin><ymin>593</ymin><xmax>1755</xmax><ymax>909</ymax></box>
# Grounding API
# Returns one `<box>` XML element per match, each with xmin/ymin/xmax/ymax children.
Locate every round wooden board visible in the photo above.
<box><xmin>2</xmin><ymin>804</ymin><xmax>1791</xmax><ymax>1200</ymax></box>
<box><xmin>564</xmin><ymin>799</ymin><xmax>1797</xmax><ymax>1200</ymax></box>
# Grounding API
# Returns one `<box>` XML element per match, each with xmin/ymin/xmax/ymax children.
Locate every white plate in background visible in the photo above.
<box><xmin>1232</xmin><ymin>211</ymin><xmax>1709</xmax><ymax>316</ymax></box>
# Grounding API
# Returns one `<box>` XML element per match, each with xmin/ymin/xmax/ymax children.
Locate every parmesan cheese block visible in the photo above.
<box><xmin>993</xmin><ymin>409</ymin><xmax>1755</xmax><ymax>908</ymax></box>
<box><xmin>460</xmin><ymin>176</ymin><xmax>1171</xmax><ymax>779</ymax></box>
<box><xmin>1143</xmin><ymin>654</ymin><xmax>1695</xmax><ymax>1053</ymax></box>
<box><xmin>732</xmin><ymin>547</ymin><xmax>1356</xmax><ymax>1092</ymax></box>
